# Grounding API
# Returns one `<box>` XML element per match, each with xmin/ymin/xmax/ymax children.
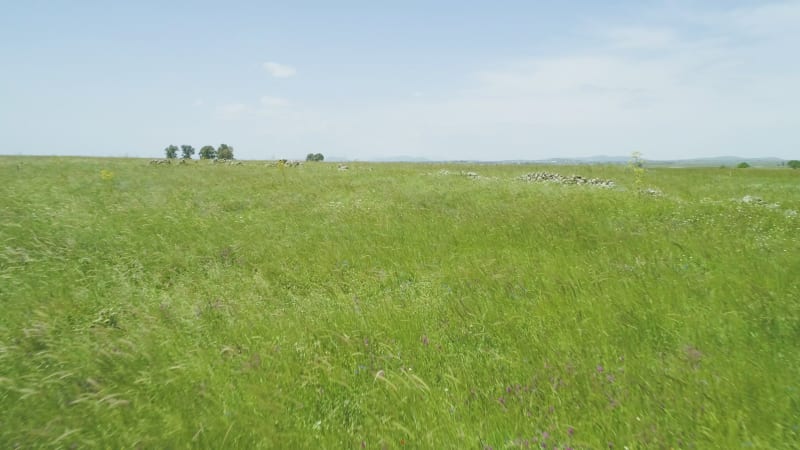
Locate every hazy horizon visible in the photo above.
<box><xmin>2</xmin><ymin>1</ymin><xmax>798</xmax><ymax>161</ymax></box>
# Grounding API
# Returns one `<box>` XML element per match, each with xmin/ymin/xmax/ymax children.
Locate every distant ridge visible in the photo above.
<box><xmin>351</xmin><ymin>155</ymin><xmax>788</xmax><ymax>167</ymax></box>
<box><xmin>519</xmin><ymin>155</ymin><xmax>786</xmax><ymax>167</ymax></box>
<box><xmin>370</xmin><ymin>155</ymin><xmax>431</xmax><ymax>162</ymax></box>
<box><xmin>647</xmin><ymin>156</ymin><xmax>786</xmax><ymax>167</ymax></box>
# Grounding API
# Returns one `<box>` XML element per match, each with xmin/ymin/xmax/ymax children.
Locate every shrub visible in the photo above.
<box><xmin>306</xmin><ymin>153</ymin><xmax>325</xmax><ymax>162</ymax></box>
<box><xmin>199</xmin><ymin>145</ymin><xmax>217</xmax><ymax>160</ymax></box>
<box><xmin>180</xmin><ymin>145</ymin><xmax>195</xmax><ymax>159</ymax></box>
<box><xmin>164</xmin><ymin>145</ymin><xmax>178</xmax><ymax>159</ymax></box>
<box><xmin>217</xmin><ymin>144</ymin><xmax>234</xmax><ymax>160</ymax></box>
<box><xmin>737</xmin><ymin>162</ymin><xmax>751</xmax><ymax>169</ymax></box>
<box><xmin>628</xmin><ymin>152</ymin><xmax>645</xmax><ymax>188</ymax></box>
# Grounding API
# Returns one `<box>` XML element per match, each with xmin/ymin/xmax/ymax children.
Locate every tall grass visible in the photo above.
<box><xmin>1</xmin><ymin>157</ymin><xmax>798</xmax><ymax>448</ymax></box>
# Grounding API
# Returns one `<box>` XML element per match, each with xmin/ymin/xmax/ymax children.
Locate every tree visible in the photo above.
<box><xmin>199</xmin><ymin>145</ymin><xmax>217</xmax><ymax>160</ymax></box>
<box><xmin>217</xmin><ymin>144</ymin><xmax>234</xmax><ymax>160</ymax></box>
<box><xmin>180</xmin><ymin>145</ymin><xmax>195</xmax><ymax>159</ymax></box>
<box><xmin>737</xmin><ymin>162</ymin><xmax>751</xmax><ymax>169</ymax></box>
<box><xmin>164</xmin><ymin>145</ymin><xmax>178</xmax><ymax>159</ymax></box>
<box><xmin>306</xmin><ymin>153</ymin><xmax>324</xmax><ymax>162</ymax></box>
<box><xmin>788</xmin><ymin>160</ymin><xmax>800</xmax><ymax>169</ymax></box>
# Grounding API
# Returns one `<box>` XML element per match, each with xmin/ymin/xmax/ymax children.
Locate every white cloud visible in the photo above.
<box><xmin>604</xmin><ymin>27</ymin><xmax>677</xmax><ymax>49</ymax></box>
<box><xmin>474</xmin><ymin>56</ymin><xmax>677</xmax><ymax>99</ymax></box>
<box><xmin>726</xmin><ymin>1</ymin><xmax>800</xmax><ymax>36</ymax></box>
<box><xmin>213</xmin><ymin>97</ymin><xmax>292</xmax><ymax>122</ymax></box>
<box><xmin>216</xmin><ymin>103</ymin><xmax>249</xmax><ymax>120</ymax></box>
<box><xmin>262</xmin><ymin>62</ymin><xmax>297</xmax><ymax>78</ymax></box>
<box><xmin>260</xmin><ymin>96</ymin><xmax>289</xmax><ymax>107</ymax></box>
<box><xmin>236</xmin><ymin>2</ymin><xmax>799</xmax><ymax>160</ymax></box>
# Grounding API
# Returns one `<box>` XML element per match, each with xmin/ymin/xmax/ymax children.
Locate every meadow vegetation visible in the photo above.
<box><xmin>1</xmin><ymin>156</ymin><xmax>798</xmax><ymax>448</ymax></box>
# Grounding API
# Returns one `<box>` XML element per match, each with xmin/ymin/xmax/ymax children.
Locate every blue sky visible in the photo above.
<box><xmin>1</xmin><ymin>1</ymin><xmax>798</xmax><ymax>160</ymax></box>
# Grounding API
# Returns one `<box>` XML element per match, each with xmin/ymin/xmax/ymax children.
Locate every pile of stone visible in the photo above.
<box><xmin>212</xmin><ymin>159</ymin><xmax>243</xmax><ymax>165</ymax></box>
<box><xmin>739</xmin><ymin>195</ymin><xmax>780</xmax><ymax>209</ymax></box>
<box><xmin>738</xmin><ymin>195</ymin><xmax>797</xmax><ymax>217</ymax></box>
<box><xmin>640</xmin><ymin>188</ymin><xmax>663</xmax><ymax>196</ymax></box>
<box><xmin>264</xmin><ymin>160</ymin><xmax>303</xmax><ymax>167</ymax></box>
<box><xmin>517</xmin><ymin>172</ymin><xmax>616</xmax><ymax>188</ymax></box>
<box><xmin>740</xmin><ymin>195</ymin><xmax>768</xmax><ymax>206</ymax></box>
<box><xmin>435</xmin><ymin>169</ymin><xmax>484</xmax><ymax>179</ymax></box>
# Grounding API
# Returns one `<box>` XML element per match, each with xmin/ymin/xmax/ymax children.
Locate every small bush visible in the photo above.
<box><xmin>180</xmin><ymin>145</ymin><xmax>195</xmax><ymax>159</ymax></box>
<box><xmin>217</xmin><ymin>144</ymin><xmax>234</xmax><ymax>160</ymax></box>
<box><xmin>199</xmin><ymin>145</ymin><xmax>217</xmax><ymax>160</ymax></box>
<box><xmin>306</xmin><ymin>153</ymin><xmax>324</xmax><ymax>162</ymax></box>
<box><xmin>164</xmin><ymin>145</ymin><xmax>178</xmax><ymax>159</ymax></box>
<box><xmin>736</xmin><ymin>162</ymin><xmax>751</xmax><ymax>169</ymax></box>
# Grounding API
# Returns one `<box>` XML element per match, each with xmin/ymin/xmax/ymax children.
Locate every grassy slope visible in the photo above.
<box><xmin>1</xmin><ymin>157</ymin><xmax>798</xmax><ymax>449</ymax></box>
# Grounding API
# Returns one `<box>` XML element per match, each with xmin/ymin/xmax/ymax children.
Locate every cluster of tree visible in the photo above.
<box><xmin>306</xmin><ymin>153</ymin><xmax>325</xmax><ymax>162</ymax></box>
<box><xmin>736</xmin><ymin>161</ymin><xmax>800</xmax><ymax>169</ymax></box>
<box><xmin>164</xmin><ymin>144</ymin><xmax>234</xmax><ymax>160</ymax></box>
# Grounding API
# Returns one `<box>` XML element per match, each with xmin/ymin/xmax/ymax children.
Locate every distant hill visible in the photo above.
<box><xmin>322</xmin><ymin>155</ymin><xmax>350</xmax><ymax>162</ymax></box>
<box><xmin>336</xmin><ymin>154</ymin><xmax>788</xmax><ymax>166</ymax></box>
<box><xmin>647</xmin><ymin>156</ymin><xmax>786</xmax><ymax>167</ymax></box>
<box><xmin>370</xmin><ymin>155</ymin><xmax>431</xmax><ymax>162</ymax></box>
<box><xmin>490</xmin><ymin>156</ymin><xmax>787</xmax><ymax>167</ymax></box>
<box><xmin>523</xmin><ymin>155</ymin><xmax>786</xmax><ymax>167</ymax></box>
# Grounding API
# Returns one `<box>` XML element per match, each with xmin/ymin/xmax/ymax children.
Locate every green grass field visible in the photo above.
<box><xmin>1</xmin><ymin>156</ymin><xmax>798</xmax><ymax>449</ymax></box>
